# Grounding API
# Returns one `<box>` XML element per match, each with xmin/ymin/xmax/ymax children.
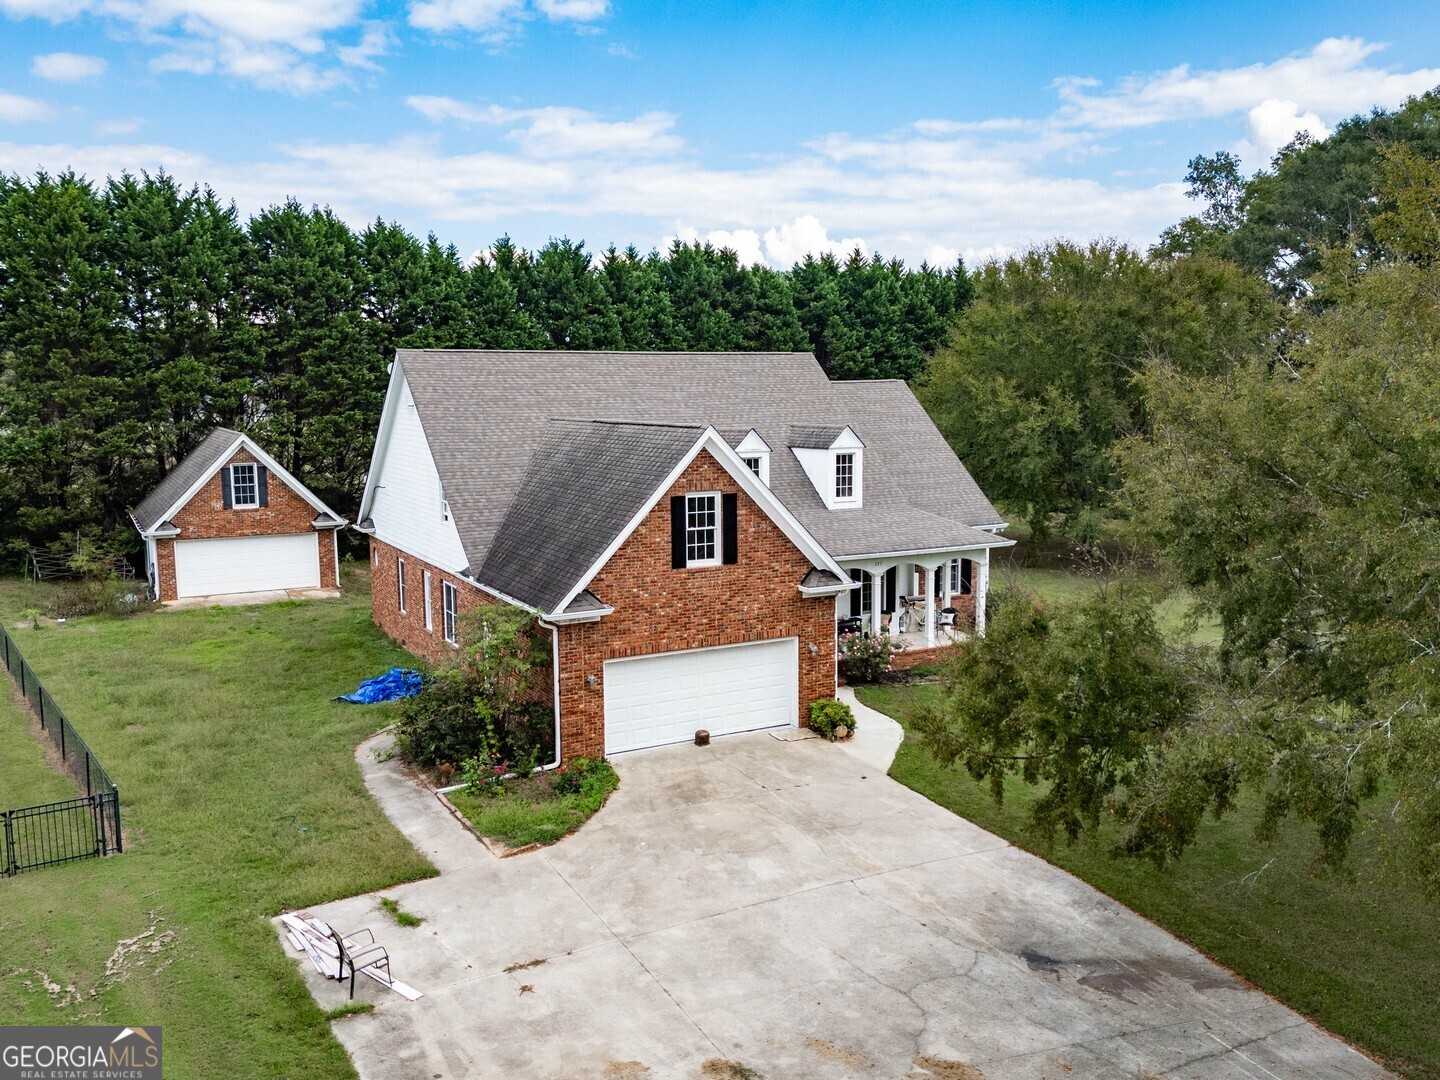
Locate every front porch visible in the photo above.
<box><xmin>836</xmin><ymin>546</ymin><xmax>995</xmax><ymax>652</ymax></box>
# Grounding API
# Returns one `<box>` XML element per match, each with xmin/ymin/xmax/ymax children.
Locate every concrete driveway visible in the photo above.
<box><xmin>281</xmin><ymin>706</ymin><xmax>1389</xmax><ymax>1080</ymax></box>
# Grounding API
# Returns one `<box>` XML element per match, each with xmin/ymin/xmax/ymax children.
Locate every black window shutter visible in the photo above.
<box><xmin>848</xmin><ymin>571</ymin><xmax>862</xmax><ymax>617</ymax></box>
<box><xmin>884</xmin><ymin>566</ymin><xmax>897</xmax><ymax>611</ymax></box>
<box><xmin>670</xmin><ymin>495</ymin><xmax>686</xmax><ymax>569</ymax></box>
<box><xmin>961</xmin><ymin>559</ymin><xmax>973</xmax><ymax>595</ymax></box>
<box><xmin>221</xmin><ymin>466</ymin><xmax>233</xmax><ymax>509</ymax></box>
<box><xmin>721</xmin><ymin>493</ymin><xmax>738</xmax><ymax>564</ymax></box>
<box><xmin>257</xmin><ymin>466</ymin><xmax>269</xmax><ymax>507</ymax></box>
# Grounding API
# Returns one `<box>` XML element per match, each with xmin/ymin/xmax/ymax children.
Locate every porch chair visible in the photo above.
<box><xmin>936</xmin><ymin>606</ymin><xmax>959</xmax><ymax>633</ymax></box>
<box><xmin>324</xmin><ymin>923</ymin><xmax>392</xmax><ymax>1000</ymax></box>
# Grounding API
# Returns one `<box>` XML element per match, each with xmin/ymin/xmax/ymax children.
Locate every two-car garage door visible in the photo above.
<box><xmin>173</xmin><ymin>534</ymin><xmax>321</xmax><ymax>598</ymax></box>
<box><xmin>603</xmin><ymin>638</ymin><xmax>798</xmax><ymax>754</ymax></box>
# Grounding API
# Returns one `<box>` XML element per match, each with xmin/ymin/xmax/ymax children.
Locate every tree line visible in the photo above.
<box><xmin>0</xmin><ymin>171</ymin><xmax>972</xmax><ymax>561</ymax></box>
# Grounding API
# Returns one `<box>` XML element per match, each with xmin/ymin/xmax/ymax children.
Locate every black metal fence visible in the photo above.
<box><xmin>1</xmin><ymin>623</ymin><xmax>122</xmax><ymax>876</ymax></box>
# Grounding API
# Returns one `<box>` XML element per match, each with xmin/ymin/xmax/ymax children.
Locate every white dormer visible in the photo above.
<box><xmin>734</xmin><ymin>429</ymin><xmax>772</xmax><ymax>487</ymax></box>
<box><xmin>791</xmin><ymin>425</ymin><xmax>864</xmax><ymax>509</ymax></box>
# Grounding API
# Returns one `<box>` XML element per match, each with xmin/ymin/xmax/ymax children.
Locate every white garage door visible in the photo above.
<box><xmin>603</xmin><ymin>638</ymin><xmax>798</xmax><ymax>754</ymax></box>
<box><xmin>174</xmin><ymin>533</ymin><xmax>320</xmax><ymax>598</ymax></box>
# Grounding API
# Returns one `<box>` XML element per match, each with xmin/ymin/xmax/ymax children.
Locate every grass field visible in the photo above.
<box><xmin>0</xmin><ymin>568</ymin><xmax>435</xmax><ymax>1080</ymax></box>
<box><xmin>0</xmin><ymin>687</ymin><xmax>77</xmax><ymax>809</ymax></box>
<box><xmin>856</xmin><ymin>679</ymin><xmax>1440</xmax><ymax>1080</ymax></box>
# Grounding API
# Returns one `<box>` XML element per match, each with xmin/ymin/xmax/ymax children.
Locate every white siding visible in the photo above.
<box><xmin>368</xmin><ymin>372</ymin><xmax>469</xmax><ymax>572</ymax></box>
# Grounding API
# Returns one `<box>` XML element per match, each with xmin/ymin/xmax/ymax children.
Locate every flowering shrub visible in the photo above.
<box><xmin>552</xmin><ymin>756</ymin><xmax>617</xmax><ymax>798</ymax></box>
<box><xmin>837</xmin><ymin>631</ymin><xmax>901</xmax><ymax>683</ymax></box>
<box><xmin>460</xmin><ymin>752</ymin><xmax>509</xmax><ymax>798</ymax></box>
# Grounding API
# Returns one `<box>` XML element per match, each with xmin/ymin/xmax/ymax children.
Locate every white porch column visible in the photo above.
<box><xmin>975</xmin><ymin>548</ymin><xmax>991</xmax><ymax>637</ymax></box>
<box><xmin>920</xmin><ymin>558</ymin><xmax>947</xmax><ymax>648</ymax></box>
<box><xmin>888</xmin><ymin>563</ymin><xmax>906</xmax><ymax>639</ymax></box>
<box><xmin>867</xmin><ymin>568</ymin><xmax>882</xmax><ymax>638</ymax></box>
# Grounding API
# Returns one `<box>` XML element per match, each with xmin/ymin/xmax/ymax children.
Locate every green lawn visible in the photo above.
<box><xmin>447</xmin><ymin>761</ymin><xmax>620</xmax><ymax>848</ymax></box>
<box><xmin>0</xmin><ymin>688</ymin><xmax>78</xmax><ymax>809</ymax></box>
<box><xmin>857</xmin><ymin>680</ymin><xmax>1440</xmax><ymax>1080</ymax></box>
<box><xmin>0</xmin><ymin>568</ymin><xmax>435</xmax><ymax>1079</ymax></box>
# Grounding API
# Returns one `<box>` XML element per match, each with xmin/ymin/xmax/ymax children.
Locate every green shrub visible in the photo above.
<box><xmin>837</xmin><ymin>631</ymin><xmax>900</xmax><ymax>683</ymax></box>
<box><xmin>809</xmin><ymin>698</ymin><xmax>857</xmax><ymax>740</ymax></box>
<box><xmin>393</xmin><ymin>604</ymin><xmax>554</xmax><ymax>769</ymax></box>
<box><xmin>552</xmin><ymin>756</ymin><xmax>617</xmax><ymax>798</ymax></box>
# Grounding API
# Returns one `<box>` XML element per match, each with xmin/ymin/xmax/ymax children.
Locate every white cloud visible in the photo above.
<box><xmin>1053</xmin><ymin>36</ymin><xmax>1440</xmax><ymax>132</ymax></box>
<box><xmin>407</xmin><ymin>97</ymin><xmax>683</xmax><ymax>157</ymax></box>
<box><xmin>408</xmin><ymin>0</ymin><xmax>524</xmax><ymax>34</ymax></box>
<box><xmin>93</xmin><ymin>117</ymin><xmax>142</xmax><ymax>136</ymax></box>
<box><xmin>672</xmin><ymin>223</ymin><xmax>766</xmax><ymax>267</ymax></box>
<box><xmin>407</xmin><ymin>0</ymin><xmax>604</xmax><ymax>38</ymax></box>
<box><xmin>1</xmin><ymin>0</ymin><xmax>372</xmax><ymax>93</ymax></box>
<box><xmin>31</xmin><ymin>52</ymin><xmax>108</xmax><ymax>81</ymax></box>
<box><xmin>534</xmin><ymin>0</ymin><xmax>607</xmax><ymax>19</ymax></box>
<box><xmin>2</xmin><ymin>36</ymin><xmax>1435</xmax><ymax>268</ymax></box>
<box><xmin>0</xmin><ymin>92</ymin><xmax>53</xmax><ymax>123</ymax></box>
<box><xmin>1238</xmin><ymin>99</ymin><xmax>1331</xmax><ymax>162</ymax></box>
<box><xmin>336</xmin><ymin>23</ymin><xmax>394</xmax><ymax>70</ymax></box>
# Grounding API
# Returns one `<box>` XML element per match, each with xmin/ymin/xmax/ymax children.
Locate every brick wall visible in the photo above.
<box><xmin>557</xmin><ymin>451</ymin><xmax>836</xmax><ymax>760</ymax></box>
<box><xmin>368</xmin><ymin>536</ymin><xmax>492</xmax><ymax>665</ymax></box>
<box><xmin>370</xmin><ymin>450</ymin><xmax>839</xmax><ymax>763</ymax></box>
<box><xmin>154</xmin><ymin>448</ymin><xmax>339</xmax><ymax>600</ymax></box>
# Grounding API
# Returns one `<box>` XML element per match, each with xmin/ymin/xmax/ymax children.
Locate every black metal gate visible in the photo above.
<box><xmin>2</xmin><ymin>793</ymin><xmax>120</xmax><ymax>875</ymax></box>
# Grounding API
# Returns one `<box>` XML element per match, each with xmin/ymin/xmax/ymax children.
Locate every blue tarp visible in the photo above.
<box><xmin>336</xmin><ymin>668</ymin><xmax>423</xmax><ymax>704</ymax></box>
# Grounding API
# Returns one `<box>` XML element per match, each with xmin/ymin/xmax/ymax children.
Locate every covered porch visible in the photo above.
<box><xmin>835</xmin><ymin>546</ymin><xmax>995</xmax><ymax>653</ymax></box>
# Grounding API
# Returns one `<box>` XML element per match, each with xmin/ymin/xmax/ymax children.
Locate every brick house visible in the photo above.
<box><xmin>131</xmin><ymin>428</ymin><xmax>347</xmax><ymax>602</ymax></box>
<box><xmin>357</xmin><ymin>350</ymin><xmax>1013</xmax><ymax>761</ymax></box>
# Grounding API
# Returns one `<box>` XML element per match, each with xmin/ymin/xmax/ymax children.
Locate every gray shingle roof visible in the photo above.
<box><xmin>478</xmin><ymin>421</ymin><xmax>706</xmax><ymax>612</ymax></box>
<box><xmin>131</xmin><ymin>428</ymin><xmax>243</xmax><ymax>533</ymax></box>
<box><xmin>396</xmin><ymin>350</ymin><xmax>1007</xmax><ymax>607</ymax></box>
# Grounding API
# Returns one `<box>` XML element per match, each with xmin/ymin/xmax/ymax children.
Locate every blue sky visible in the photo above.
<box><xmin>2</xmin><ymin>1</ymin><xmax>1439</xmax><ymax>266</ymax></box>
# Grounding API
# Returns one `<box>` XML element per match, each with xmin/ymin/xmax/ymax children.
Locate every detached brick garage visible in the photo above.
<box><xmin>131</xmin><ymin>428</ymin><xmax>347</xmax><ymax>603</ymax></box>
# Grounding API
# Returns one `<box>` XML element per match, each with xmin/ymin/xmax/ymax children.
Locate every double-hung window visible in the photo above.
<box><xmin>685</xmin><ymin>493</ymin><xmax>719</xmax><ymax>567</ymax></box>
<box><xmin>442</xmin><ymin>582</ymin><xmax>458</xmax><ymax>644</ymax></box>
<box><xmin>949</xmin><ymin>558</ymin><xmax>960</xmax><ymax>594</ymax></box>
<box><xmin>230</xmin><ymin>463</ymin><xmax>259</xmax><ymax>508</ymax></box>
<box><xmin>743</xmin><ymin>456</ymin><xmax>762</xmax><ymax>476</ymax></box>
<box><xmin>423</xmin><ymin>571</ymin><xmax>433</xmax><ymax>631</ymax></box>
<box><xmin>834</xmin><ymin>453</ymin><xmax>855</xmax><ymax>500</ymax></box>
<box><xmin>397</xmin><ymin>557</ymin><xmax>407</xmax><ymax>613</ymax></box>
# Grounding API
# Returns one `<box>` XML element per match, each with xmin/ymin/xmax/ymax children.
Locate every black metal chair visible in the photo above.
<box><xmin>324</xmin><ymin>924</ymin><xmax>392</xmax><ymax>999</ymax></box>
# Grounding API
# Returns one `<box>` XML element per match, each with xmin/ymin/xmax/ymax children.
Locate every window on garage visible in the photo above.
<box><xmin>230</xmin><ymin>463</ymin><xmax>259</xmax><ymax>508</ymax></box>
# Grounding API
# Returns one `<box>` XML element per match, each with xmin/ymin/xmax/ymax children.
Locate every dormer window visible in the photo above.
<box><xmin>734</xmin><ymin>429</ymin><xmax>771</xmax><ymax>487</ymax></box>
<box><xmin>790</xmin><ymin>425</ymin><xmax>863</xmax><ymax>509</ymax></box>
<box><xmin>834</xmin><ymin>453</ymin><xmax>855</xmax><ymax>500</ymax></box>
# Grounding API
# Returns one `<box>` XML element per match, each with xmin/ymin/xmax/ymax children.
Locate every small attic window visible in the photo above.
<box><xmin>735</xmin><ymin>429</ymin><xmax>771</xmax><ymax>487</ymax></box>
